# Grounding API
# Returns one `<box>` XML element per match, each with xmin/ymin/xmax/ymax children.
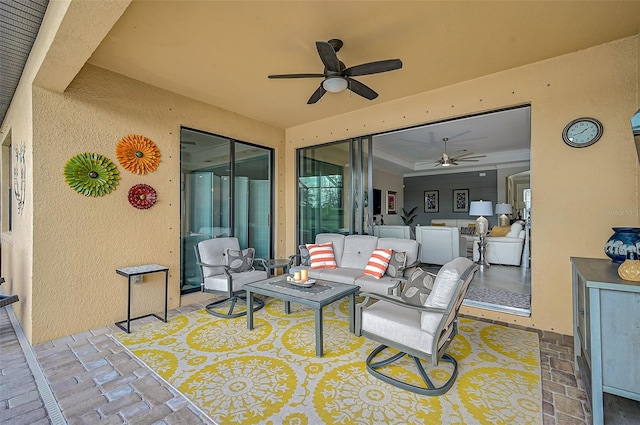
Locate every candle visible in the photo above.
<box><xmin>293</xmin><ymin>271</ymin><xmax>301</xmax><ymax>281</ymax></box>
<box><xmin>301</xmin><ymin>269</ymin><xmax>308</xmax><ymax>282</ymax></box>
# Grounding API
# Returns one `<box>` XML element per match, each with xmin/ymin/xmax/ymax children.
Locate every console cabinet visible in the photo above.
<box><xmin>570</xmin><ymin>257</ymin><xmax>640</xmax><ymax>425</ymax></box>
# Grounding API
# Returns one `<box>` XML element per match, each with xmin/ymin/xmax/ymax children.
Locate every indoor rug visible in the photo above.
<box><xmin>465</xmin><ymin>286</ymin><xmax>531</xmax><ymax>310</ymax></box>
<box><xmin>112</xmin><ymin>298</ymin><xmax>542</xmax><ymax>425</ymax></box>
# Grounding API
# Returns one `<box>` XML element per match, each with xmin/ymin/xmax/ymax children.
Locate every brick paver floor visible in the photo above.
<box><xmin>1</xmin><ymin>301</ymin><xmax>599</xmax><ymax>425</ymax></box>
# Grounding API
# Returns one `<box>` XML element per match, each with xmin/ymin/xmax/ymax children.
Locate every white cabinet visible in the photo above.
<box><xmin>571</xmin><ymin>257</ymin><xmax>640</xmax><ymax>425</ymax></box>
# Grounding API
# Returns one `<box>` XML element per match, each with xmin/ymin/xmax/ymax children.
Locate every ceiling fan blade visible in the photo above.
<box><xmin>307</xmin><ymin>84</ymin><xmax>327</xmax><ymax>104</ymax></box>
<box><xmin>453</xmin><ymin>155</ymin><xmax>486</xmax><ymax>161</ymax></box>
<box><xmin>451</xmin><ymin>152</ymin><xmax>482</xmax><ymax>159</ymax></box>
<box><xmin>316</xmin><ymin>41</ymin><xmax>341</xmax><ymax>72</ymax></box>
<box><xmin>453</xmin><ymin>159</ymin><xmax>481</xmax><ymax>162</ymax></box>
<box><xmin>344</xmin><ymin>59</ymin><xmax>403</xmax><ymax>77</ymax></box>
<box><xmin>268</xmin><ymin>73</ymin><xmax>325</xmax><ymax>79</ymax></box>
<box><xmin>347</xmin><ymin>78</ymin><xmax>378</xmax><ymax>100</ymax></box>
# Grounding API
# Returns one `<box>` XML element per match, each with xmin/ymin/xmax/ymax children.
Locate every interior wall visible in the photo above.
<box><xmin>404</xmin><ymin>170</ymin><xmax>498</xmax><ymax>226</ymax></box>
<box><xmin>372</xmin><ymin>168</ymin><xmax>403</xmax><ymax>225</ymax></box>
<box><xmin>27</xmin><ymin>64</ymin><xmax>284</xmax><ymax>343</ymax></box>
<box><xmin>286</xmin><ymin>36</ymin><xmax>639</xmax><ymax>336</ymax></box>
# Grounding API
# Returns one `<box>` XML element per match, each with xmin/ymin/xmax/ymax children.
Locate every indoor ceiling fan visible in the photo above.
<box><xmin>435</xmin><ymin>138</ymin><xmax>486</xmax><ymax>167</ymax></box>
<box><xmin>268</xmin><ymin>38</ymin><xmax>402</xmax><ymax>104</ymax></box>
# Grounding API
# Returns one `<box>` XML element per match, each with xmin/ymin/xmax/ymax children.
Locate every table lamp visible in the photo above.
<box><xmin>494</xmin><ymin>203</ymin><xmax>512</xmax><ymax>227</ymax></box>
<box><xmin>469</xmin><ymin>201</ymin><xmax>493</xmax><ymax>236</ymax></box>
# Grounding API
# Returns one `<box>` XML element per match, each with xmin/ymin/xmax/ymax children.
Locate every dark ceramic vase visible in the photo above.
<box><xmin>604</xmin><ymin>227</ymin><xmax>640</xmax><ymax>263</ymax></box>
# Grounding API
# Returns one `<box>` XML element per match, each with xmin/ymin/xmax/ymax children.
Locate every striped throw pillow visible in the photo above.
<box><xmin>307</xmin><ymin>242</ymin><xmax>337</xmax><ymax>269</ymax></box>
<box><xmin>363</xmin><ymin>248</ymin><xmax>393</xmax><ymax>279</ymax></box>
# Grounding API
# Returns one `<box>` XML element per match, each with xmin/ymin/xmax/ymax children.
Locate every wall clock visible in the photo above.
<box><xmin>562</xmin><ymin>117</ymin><xmax>603</xmax><ymax>148</ymax></box>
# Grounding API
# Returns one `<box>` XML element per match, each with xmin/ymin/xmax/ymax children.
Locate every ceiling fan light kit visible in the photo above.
<box><xmin>268</xmin><ymin>38</ymin><xmax>402</xmax><ymax>104</ymax></box>
<box><xmin>322</xmin><ymin>76</ymin><xmax>348</xmax><ymax>93</ymax></box>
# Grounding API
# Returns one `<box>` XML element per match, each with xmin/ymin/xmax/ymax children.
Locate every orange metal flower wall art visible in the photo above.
<box><xmin>116</xmin><ymin>134</ymin><xmax>161</xmax><ymax>174</ymax></box>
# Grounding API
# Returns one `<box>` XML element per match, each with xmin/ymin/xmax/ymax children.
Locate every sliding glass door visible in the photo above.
<box><xmin>296</xmin><ymin>137</ymin><xmax>371</xmax><ymax>244</ymax></box>
<box><xmin>180</xmin><ymin>128</ymin><xmax>273</xmax><ymax>294</ymax></box>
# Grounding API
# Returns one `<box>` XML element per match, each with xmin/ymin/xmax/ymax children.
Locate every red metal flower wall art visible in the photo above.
<box><xmin>116</xmin><ymin>134</ymin><xmax>161</xmax><ymax>174</ymax></box>
<box><xmin>128</xmin><ymin>184</ymin><xmax>157</xmax><ymax>209</ymax></box>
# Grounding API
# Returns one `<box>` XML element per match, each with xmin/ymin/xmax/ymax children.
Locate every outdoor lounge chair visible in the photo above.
<box><xmin>195</xmin><ymin>237</ymin><xmax>268</xmax><ymax>318</ymax></box>
<box><xmin>355</xmin><ymin>257</ymin><xmax>478</xmax><ymax>395</ymax></box>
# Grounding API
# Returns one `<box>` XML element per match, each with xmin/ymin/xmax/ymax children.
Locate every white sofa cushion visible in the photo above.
<box><xmin>506</xmin><ymin>222</ymin><xmax>524</xmax><ymax>238</ymax></box>
<box><xmin>310</xmin><ymin>267</ymin><xmax>363</xmax><ymax>285</ymax></box>
<box><xmin>340</xmin><ymin>235</ymin><xmax>379</xmax><ymax>269</ymax></box>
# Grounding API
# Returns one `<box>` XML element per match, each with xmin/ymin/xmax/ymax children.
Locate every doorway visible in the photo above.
<box><xmin>180</xmin><ymin>127</ymin><xmax>274</xmax><ymax>294</ymax></box>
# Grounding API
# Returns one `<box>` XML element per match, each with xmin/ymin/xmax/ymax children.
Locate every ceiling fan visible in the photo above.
<box><xmin>268</xmin><ymin>38</ymin><xmax>402</xmax><ymax>104</ymax></box>
<box><xmin>435</xmin><ymin>138</ymin><xmax>486</xmax><ymax>167</ymax></box>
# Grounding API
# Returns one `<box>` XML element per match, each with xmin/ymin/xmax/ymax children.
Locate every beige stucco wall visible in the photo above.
<box><xmin>286</xmin><ymin>36</ymin><xmax>640</xmax><ymax>336</ymax></box>
<box><xmin>26</xmin><ymin>64</ymin><xmax>284</xmax><ymax>343</ymax></box>
<box><xmin>2</xmin><ymin>9</ymin><xmax>638</xmax><ymax>343</ymax></box>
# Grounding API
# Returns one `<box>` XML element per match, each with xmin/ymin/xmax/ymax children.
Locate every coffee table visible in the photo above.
<box><xmin>244</xmin><ymin>276</ymin><xmax>360</xmax><ymax>357</ymax></box>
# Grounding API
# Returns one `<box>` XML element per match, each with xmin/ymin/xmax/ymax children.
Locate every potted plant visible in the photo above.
<box><xmin>401</xmin><ymin>206</ymin><xmax>418</xmax><ymax>226</ymax></box>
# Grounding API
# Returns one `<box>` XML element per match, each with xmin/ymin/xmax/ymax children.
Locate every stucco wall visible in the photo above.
<box><xmin>28</xmin><ymin>64</ymin><xmax>284</xmax><ymax>343</ymax></box>
<box><xmin>286</xmin><ymin>36</ymin><xmax>640</xmax><ymax>336</ymax></box>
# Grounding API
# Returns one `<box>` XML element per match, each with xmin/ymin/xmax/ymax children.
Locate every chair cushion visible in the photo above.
<box><xmin>361</xmin><ymin>301</ymin><xmax>434</xmax><ymax>354</ymax></box>
<box><xmin>307</xmin><ymin>242</ymin><xmax>337</xmax><ymax>269</ymax></box>
<box><xmin>198</xmin><ymin>237</ymin><xmax>240</xmax><ymax>278</ymax></box>
<box><xmin>401</xmin><ymin>267</ymin><xmax>434</xmax><ymax>306</ymax></box>
<box><xmin>420</xmin><ymin>257</ymin><xmax>472</xmax><ymax>335</ymax></box>
<box><xmin>385</xmin><ymin>250</ymin><xmax>407</xmax><ymax>278</ymax></box>
<box><xmin>226</xmin><ymin>248</ymin><xmax>255</xmax><ymax>273</ymax></box>
<box><xmin>203</xmin><ymin>269</ymin><xmax>267</xmax><ymax>292</ymax></box>
<box><xmin>363</xmin><ymin>248</ymin><xmax>393</xmax><ymax>279</ymax></box>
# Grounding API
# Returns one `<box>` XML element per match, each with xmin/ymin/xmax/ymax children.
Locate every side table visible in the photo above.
<box><xmin>260</xmin><ymin>258</ymin><xmax>293</xmax><ymax>277</ymax></box>
<box><xmin>115</xmin><ymin>264</ymin><xmax>169</xmax><ymax>333</ymax></box>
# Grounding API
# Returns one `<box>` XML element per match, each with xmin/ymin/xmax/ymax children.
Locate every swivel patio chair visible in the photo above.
<box><xmin>195</xmin><ymin>237</ymin><xmax>268</xmax><ymax>318</ymax></box>
<box><xmin>355</xmin><ymin>257</ymin><xmax>478</xmax><ymax>395</ymax></box>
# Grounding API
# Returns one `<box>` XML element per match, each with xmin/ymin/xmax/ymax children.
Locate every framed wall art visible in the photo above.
<box><xmin>386</xmin><ymin>190</ymin><xmax>397</xmax><ymax>214</ymax></box>
<box><xmin>424</xmin><ymin>190</ymin><xmax>439</xmax><ymax>213</ymax></box>
<box><xmin>453</xmin><ymin>189</ymin><xmax>469</xmax><ymax>212</ymax></box>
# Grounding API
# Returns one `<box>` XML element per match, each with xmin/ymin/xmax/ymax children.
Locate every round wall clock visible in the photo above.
<box><xmin>562</xmin><ymin>117</ymin><xmax>603</xmax><ymax>148</ymax></box>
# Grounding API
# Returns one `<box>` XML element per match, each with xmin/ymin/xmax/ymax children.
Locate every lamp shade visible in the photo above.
<box><xmin>494</xmin><ymin>203</ymin><xmax>512</xmax><ymax>215</ymax></box>
<box><xmin>469</xmin><ymin>201</ymin><xmax>493</xmax><ymax>217</ymax></box>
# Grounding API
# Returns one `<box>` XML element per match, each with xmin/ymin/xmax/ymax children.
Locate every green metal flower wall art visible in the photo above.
<box><xmin>64</xmin><ymin>153</ymin><xmax>120</xmax><ymax>197</ymax></box>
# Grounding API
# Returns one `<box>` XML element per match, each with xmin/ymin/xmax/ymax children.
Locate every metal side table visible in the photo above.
<box><xmin>115</xmin><ymin>264</ymin><xmax>169</xmax><ymax>333</ymax></box>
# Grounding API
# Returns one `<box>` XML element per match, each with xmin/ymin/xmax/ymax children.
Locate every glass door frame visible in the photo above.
<box><xmin>180</xmin><ymin>126</ymin><xmax>275</xmax><ymax>295</ymax></box>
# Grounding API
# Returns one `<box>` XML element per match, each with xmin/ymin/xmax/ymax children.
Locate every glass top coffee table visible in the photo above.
<box><xmin>244</xmin><ymin>275</ymin><xmax>360</xmax><ymax>357</ymax></box>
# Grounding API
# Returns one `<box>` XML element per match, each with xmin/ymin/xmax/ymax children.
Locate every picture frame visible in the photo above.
<box><xmin>386</xmin><ymin>190</ymin><xmax>397</xmax><ymax>214</ymax></box>
<box><xmin>453</xmin><ymin>189</ymin><xmax>469</xmax><ymax>212</ymax></box>
<box><xmin>424</xmin><ymin>190</ymin><xmax>439</xmax><ymax>213</ymax></box>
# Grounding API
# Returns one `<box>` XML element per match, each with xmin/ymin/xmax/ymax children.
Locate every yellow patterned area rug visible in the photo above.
<box><xmin>112</xmin><ymin>298</ymin><xmax>542</xmax><ymax>425</ymax></box>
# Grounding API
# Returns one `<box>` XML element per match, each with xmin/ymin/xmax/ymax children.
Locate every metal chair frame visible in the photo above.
<box><xmin>356</xmin><ymin>260</ymin><xmax>478</xmax><ymax>395</ymax></box>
